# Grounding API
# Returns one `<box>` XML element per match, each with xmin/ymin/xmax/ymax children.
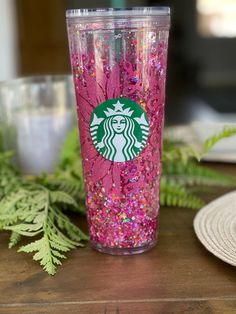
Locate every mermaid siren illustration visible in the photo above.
<box><xmin>90</xmin><ymin>100</ymin><xmax>149</xmax><ymax>162</ymax></box>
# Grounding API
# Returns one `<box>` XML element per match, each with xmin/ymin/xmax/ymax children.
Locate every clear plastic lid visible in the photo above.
<box><xmin>66</xmin><ymin>7</ymin><xmax>170</xmax><ymax>18</ymax></box>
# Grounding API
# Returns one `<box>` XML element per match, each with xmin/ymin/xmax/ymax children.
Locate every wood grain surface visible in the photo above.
<box><xmin>0</xmin><ymin>163</ymin><xmax>235</xmax><ymax>314</ymax></box>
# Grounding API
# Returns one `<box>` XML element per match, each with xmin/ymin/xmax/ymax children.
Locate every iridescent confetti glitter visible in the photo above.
<box><xmin>67</xmin><ymin>11</ymin><xmax>170</xmax><ymax>253</ymax></box>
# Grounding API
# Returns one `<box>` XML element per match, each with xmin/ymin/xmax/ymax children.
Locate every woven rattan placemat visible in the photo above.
<box><xmin>194</xmin><ymin>191</ymin><xmax>236</xmax><ymax>267</ymax></box>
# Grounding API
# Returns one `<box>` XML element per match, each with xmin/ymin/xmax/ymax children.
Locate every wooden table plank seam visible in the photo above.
<box><xmin>1</xmin><ymin>296</ymin><xmax>236</xmax><ymax>308</ymax></box>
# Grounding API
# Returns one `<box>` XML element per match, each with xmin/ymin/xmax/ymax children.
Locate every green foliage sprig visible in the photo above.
<box><xmin>163</xmin><ymin>126</ymin><xmax>236</xmax><ymax>162</ymax></box>
<box><xmin>0</xmin><ymin>125</ymin><xmax>236</xmax><ymax>274</ymax></box>
<box><xmin>0</xmin><ymin>148</ymin><xmax>88</xmax><ymax>275</ymax></box>
<box><xmin>2</xmin><ymin>186</ymin><xmax>88</xmax><ymax>275</ymax></box>
<box><xmin>161</xmin><ymin>126</ymin><xmax>236</xmax><ymax>208</ymax></box>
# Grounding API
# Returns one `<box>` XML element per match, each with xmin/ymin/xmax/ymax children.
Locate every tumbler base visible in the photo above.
<box><xmin>90</xmin><ymin>240</ymin><xmax>157</xmax><ymax>255</ymax></box>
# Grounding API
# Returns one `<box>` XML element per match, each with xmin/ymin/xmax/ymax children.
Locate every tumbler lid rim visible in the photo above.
<box><xmin>66</xmin><ymin>7</ymin><xmax>170</xmax><ymax>18</ymax></box>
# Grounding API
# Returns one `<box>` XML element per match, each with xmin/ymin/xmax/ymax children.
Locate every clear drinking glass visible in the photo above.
<box><xmin>0</xmin><ymin>75</ymin><xmax>74</xmax><ymax>174</ymax></box>
<box><xmin>66</xmin><ymin>7</ymin><xmax>170</xmax><ymax>254</ymax></box>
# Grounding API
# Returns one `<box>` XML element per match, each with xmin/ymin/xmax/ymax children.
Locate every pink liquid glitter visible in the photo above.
<box><xmin>67</xmin><ymin>8</ymin><xmax>170</xmax><ymax>254</ymax></box>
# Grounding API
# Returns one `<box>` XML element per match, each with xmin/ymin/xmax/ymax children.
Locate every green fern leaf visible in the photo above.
<box><xmin>17</xmin><ymin>214</ymin><xmax>84</xmax><ymax>275</ymax></box>
<box><xmin>160</xmin><ymin>178</ymin><xmax>205</xmax><ymax>209</ymax></box>
<box><xmin>53</xmin><ymin>207</ymin><xmax>89</xmax><ymax>242</ymax></box>
<box><xmin>18</xmin><ymin>239</ymin><xmax>43</xmax><ymax>253</ymax></box>
<box><xmin>163</xmin><ymin>161</ymin><xmax>236</xmax><ymax>187</ymax></box>
<box><xmin>162</xmin><ymin>144</ymin><xmax>200</xmax><ymax>164</ymax></box>
<box><xmin>5</xmin><ymin>221</ymin><xmax>42</xmax><ymax>233</ymax></box>
<box><xmin>49</xmin><ymin>191</ymin><xmax>77</xmax><ymax>207</ymax></box>
<box><xmin>203</xmin><ymin>126</ymin><xmax>236</xmax><ymax>154</ymax></box>
<box><xmin>9</xmin><ymin>231</ymin><xmax>22</xmax><ymax>248</ymax></box>
<box><xmin>45</xmin><ymin>177</ymin><xmax>85</xmax><ymax>214</ymax></box>
<box><xmin>0</xmin><ymin>185</ymin><xmax>88</xmax><ymax>275</ymax></box>
<box><xmin>55</xmin><ymin>177</ymin><xmax>84</xmax><ymax>198</ymax></box>
<box><xmin>163</xmin><ymin>126</ymin><xmax>236</xmax><ymax>162</ymax></box>
<box><xmin>19</xmin><ymin>235</ymin><xmax>57</xmax><ymax>275</ymax></box>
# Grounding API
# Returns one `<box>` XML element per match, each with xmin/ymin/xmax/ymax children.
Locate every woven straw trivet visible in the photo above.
<box><xmin>194</xmin><ymin>191</ymin><xmax>236</xmax><ymax>267</ymax></box>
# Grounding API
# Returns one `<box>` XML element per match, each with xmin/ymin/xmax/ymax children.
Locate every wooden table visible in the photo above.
<box><xmin>0</xmin><ymin>164</ymin><xmax>236</xmax><ymax>314</ymax></box>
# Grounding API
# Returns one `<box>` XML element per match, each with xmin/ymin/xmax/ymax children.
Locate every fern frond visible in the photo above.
<box><xmin>0</xmin><ymin>185</ymin><xmax>88</xmax><ymax>275</ymax></box>
<box><xmin>160</xmin><ymin>178</ymin><xmax>205</xmax><ymax>209</ymax></box>
<box><xmin>163</xmin><ymin>126</ymin><xmax>236</xmax><ymax>163</ymax></box>
<box><xmin>162</xmin><ymin>144</ymin><xmax>200</xmax><ymax>164</ymax></box>
<box><xmin>19</xmin><ymin>234</ymin><xmax>58</xmax><ymax>275</ymax></box>
<box><xmin>0</xmin><ymin>190</ymin><xmax>28</xmax><ymax>229</ymax></box>
<box><xmin>55</xmin><ymin>177</ymin><xmax>84</xmax><ymax>198</ymax></box>
<box><xmin>43</xmin><ymin>177</ymin><xmax>85</xmax><ymax>214</ymax></box>
<box><xmin>9</xmin><ymin>231</ymin><xmax>22</xmax><ymax>248</ymax></box>
<box><xmin>203</xmin><ymin>126</ymin><xmax>236</xmax><ymax>154</ymax></box>
<box><xmin>18</xmin><ymin>218</ymin><xmax>81</xmax><ymax>275</ymax></box>
<box><xmin>53</xmin><ymin>207</ymin><xmax>89</xmax><ymax>242</ymax></box>
<box><xmin>162</xmin><ymin>161</ymin><xmax>236</xmax><ymax>187</ymax></box>
<box><xmin>49</xmin><ymin>191</ymin><xmax>78</xmax><ymax>207</ymax></box>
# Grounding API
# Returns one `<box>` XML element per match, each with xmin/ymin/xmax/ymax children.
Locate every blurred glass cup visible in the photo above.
<box><xmin>0</xmin><ymin>75</ymin><xmax>75</xmax><ymax>175</ymax></box>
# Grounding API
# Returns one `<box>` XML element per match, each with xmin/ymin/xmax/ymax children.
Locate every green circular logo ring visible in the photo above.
<box><xmin>90</xmin><ymin>98</ymin><xmax>149</xmax><ymax>162</ymax></box>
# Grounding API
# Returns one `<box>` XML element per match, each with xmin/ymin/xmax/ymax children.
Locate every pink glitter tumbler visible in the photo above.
<box><xmin>66</xmin><ymin>7</ymin><xmax>170</xmax><ymax>255</ymax></box>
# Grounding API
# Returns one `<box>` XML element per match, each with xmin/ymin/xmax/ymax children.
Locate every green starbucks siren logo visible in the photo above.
<box><xmin>90</xmin><ymin>98</ymin><xmax>149</xmax><ymax>162</ymax></box>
